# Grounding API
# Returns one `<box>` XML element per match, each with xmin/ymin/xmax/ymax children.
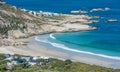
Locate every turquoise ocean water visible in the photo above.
<box><xmin>5</xmin><ymin>0</ymin><xmax>120</xmax><ymax>60</ymax></box>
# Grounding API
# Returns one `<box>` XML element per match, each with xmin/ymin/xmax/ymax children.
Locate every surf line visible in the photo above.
<box><xmin>50</xmin><ymin>33</ymin><xmax>56</xmax><ymax>40</ymax></box>
<box><xmin>35</xmin><ymin>36</ymin><xmax>120</xmax><ymax>61</ymax></box>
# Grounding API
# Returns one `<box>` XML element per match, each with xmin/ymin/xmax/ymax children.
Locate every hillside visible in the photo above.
<box><xmin>0</xmin><ymin>54</ymin><xmax>120</xmax><ymax>72</ymax></box>
<box><xmin>0</xmin><ymin>2</ymin><xmax>49</xmax><ymax>39</ymax></box>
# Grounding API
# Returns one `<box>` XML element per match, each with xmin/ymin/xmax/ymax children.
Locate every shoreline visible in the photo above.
<box><xmin>0</xmin><ymin>35</ymin><xmax>120</xmax><ymax>69</ymax></box>
<box><xmin>34</xmin><ymin>34</ymin><xmax>120</xmax><ymax>69</ymax></box>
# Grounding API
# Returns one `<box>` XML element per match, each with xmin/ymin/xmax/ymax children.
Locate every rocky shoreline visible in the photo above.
<box><xmin>0</xmin><ymin>15</ymin><xmax>97</xmax><ymax>46</ymax></box>
<box><xmin>0</xmin><ymin>2</ymin><xmax>98</xmax><ymax>47</ymax></box>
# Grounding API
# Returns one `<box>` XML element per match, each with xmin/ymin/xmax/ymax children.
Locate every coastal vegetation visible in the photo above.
<box><xmin>0</xmin><ymin>54</ymin><xmax>120</xmax><ymax>72</ymax></box>
<box><xmin>0</xmin><ymin>4</ymin><xmax>26</xmax><ymax>35</ymax></box>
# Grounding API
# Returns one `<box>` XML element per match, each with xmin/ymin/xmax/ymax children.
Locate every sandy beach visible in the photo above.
<box><xmin>0</xmin><ymin>37</ymin><xmax>68</xmax><ymax>58</ymax></box>
<box><xmin>0</xmin><ymin>36</ymin><xmax>120</xmax><ymax>69</ymax></box>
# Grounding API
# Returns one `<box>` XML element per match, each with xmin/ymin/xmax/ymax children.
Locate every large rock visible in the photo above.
<box><xmin>8</xmin><ymin>30</ymin><xmax>27</xmax><ymax>39</ymax></box>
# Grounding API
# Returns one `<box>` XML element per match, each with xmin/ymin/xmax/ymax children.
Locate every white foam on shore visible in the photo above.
<box><xmin>35</xmin><ymin>36</ymin><xmax>49</xmax><ymax>43</ymax></box>
<box><xmin>50</xmin><ymin>33</ymin><xmax>56</xmax><ymax>39</ymax></box>
<box><xmin>35</xmin><ymin>36</ymin><xmax>120</xmax><ymax>60</ymax></box>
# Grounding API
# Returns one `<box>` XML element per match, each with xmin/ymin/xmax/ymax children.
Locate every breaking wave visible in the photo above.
<box><xmin>50</xmin><ymin>33</ymin><xmax>56</xmax><ymax>39</ymax></box>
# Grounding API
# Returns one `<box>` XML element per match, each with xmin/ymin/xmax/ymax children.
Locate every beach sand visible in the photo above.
<box><xmin>0</xmin><ymin>36</ymin><xmax>120</xmax><ymax>69</ymax></box>
<box><xmin>0</xmin><ymin>37</ymin><xmax>68</xmax><ymax>58</ymax></box>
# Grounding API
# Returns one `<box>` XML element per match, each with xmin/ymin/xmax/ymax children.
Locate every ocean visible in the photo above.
<box><xmin>4</xmin><ymin>0</ymin><xmax>120</xmax><ymax>60</ymax></box>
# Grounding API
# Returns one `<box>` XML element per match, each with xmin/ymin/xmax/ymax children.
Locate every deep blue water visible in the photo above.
<box><xmin>4</xmin><ymin>0</ymin><xmax>120</xmax><ymax>13</ymax></box>
<box><xmin>4</xmin><ymin>0</ymin><xmax>120</xmax><ymax>59</ymax></box>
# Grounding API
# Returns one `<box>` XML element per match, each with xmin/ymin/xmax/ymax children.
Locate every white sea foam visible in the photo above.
<box><xmin>105</xmin><ymin>7</ymin><xmax>110</xmax><ymax>11</ymax></box>
<box><xmin>35</xmin><ymin>36</ymin><xmax>49</xmax><ymax>43</ymax></box>
<box><xmin>50</xmin><ymin>33</ymin><xmax>56</xmax><ymax>39</ymax></box>
<box><xmin>35</xmin><ymin>36</ymin><xmax>120</xmax><ymax>60</ymax></box>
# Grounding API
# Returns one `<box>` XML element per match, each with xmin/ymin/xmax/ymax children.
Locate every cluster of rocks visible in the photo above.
<box><xmin>0</xmin><ymin>40</ymin><xmax>26</xmax><ymax>46</ymax></box>
<box><xmin>0</xmin><ymin>34</ymin><xmax>7</xmax><ymax>39</ymax></box>
<box><xmin>105</xmin><ymin>19</ymin><xmax>118</xmax><ymax>22</ymax></box>
<box><xmin>70</xmin><ymin>7</ymin><xmax>110</xmax><ymax>14</ymax></box>
<box><xmin>0</xmin><ymin>1</ymin><xmax>5</xmax><ymax>5</ymax></box>
<box><xmin>21</xmin><ymin>9</ymin><xmax>61</xmax><ymax>17</ymax></box>
<box><xmin>70</xmin><ymin>10</ymin><xmax>88</xmax><ymax>14</ymax></box>
<box><xmin>90</xmin><ymin>7</ymin><xmax>110</xmax><ymax>12</ymax></box>
<box><xmin>8</xmin><ymin>30</ymin><xmax>28</xmax><ymax>39</ymax></box>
